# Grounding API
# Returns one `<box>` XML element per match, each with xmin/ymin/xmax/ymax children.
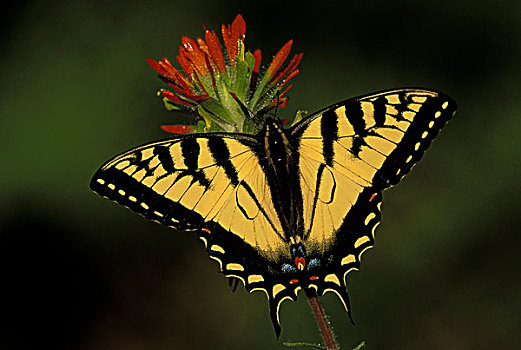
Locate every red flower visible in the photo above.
<box><xmin>160</xmin><ymin>125</ymin><xmax>194</xmax><ymax>134</ymax></box>
<box><xmin>221</xmin><ymin>14</ymin><xmax>246</xmax><ymax>67</ymax></box>
<box><xmin>147</xmin><ymin>14</ymin><xmax>302</xmax><ymax>134</ymax></box>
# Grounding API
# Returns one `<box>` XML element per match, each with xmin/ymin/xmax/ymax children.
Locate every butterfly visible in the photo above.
<box><xmin>90</xmin><ymin>88</ymin><xmax>457</xmax><ymax>337</ymax></box>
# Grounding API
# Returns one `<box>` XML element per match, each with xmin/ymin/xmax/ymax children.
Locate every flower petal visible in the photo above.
<box><xmin>253</xmin><ymin>49</ymin><xmax>261</xmax><ymax>74</ymax></box>
<box><xmin>161</xmin><ymin>125</ymin><xmax>193</xmax><ymax>134</ymax></box>
<box><xmin>221</xmin><ymin>14</ymin><xmax>246</xmax><ymax>65</ymax></box>
<box><xmin>231</xmin><ymin>14</ymin><xmax>246</xmax><ymax>44</ymax></box>
<box><xmin>197</xmin><ymin>37</ymin><xmax>209</xmax><ymax>54</ymax></box>
<box><xmin>278</xmin><ymin>69</ymin><xmax>300</xmax><ymax>90</ymax></box>
<box><xmin>266</xmin><ymin>40</ymin><xmax>293</xmax><ymax>79</ymax></box>
<box><xmin>273</xmin><ymin>53</ymin><xmax>303</xmax><ymax>85</ymax></box>
<box><xmin>147</xmin><ymin>57</ymin><xmax>181</xmax><ymax>82</ymax></box>
<box><xmin>176</xmin><ymin>53</ymin><xmax>193</xmax><ymax>76</ymax></box>
<box><xmin>161</xmin><ymin>90</ymin><xmax>191</xmax><ymax>106</ymax></box>
<box><xmin>205</xmin><ymin>30</ymin><xmax>226</xmax><ymax>72</ymax></box>
<box><xmin>180</xmin><ymin>36</ymin><xmax>208</xmax><ymax>76</ymax></box>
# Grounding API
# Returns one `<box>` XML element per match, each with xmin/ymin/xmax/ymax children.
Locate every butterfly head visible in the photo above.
<box><xmin>262</xmin><ymin>117</ymin><xmax>286</xmax><ymax>133</ymax></box>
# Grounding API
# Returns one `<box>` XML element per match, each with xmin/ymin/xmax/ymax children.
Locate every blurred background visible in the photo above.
<box><xmin>1</xmin><ymin>1</ymin><xmax>520</xmax><ymax>349</ymax></box>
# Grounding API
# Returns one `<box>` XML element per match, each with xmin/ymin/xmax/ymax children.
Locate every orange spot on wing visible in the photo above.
<box><xmin>202</xmin><ymin>228</ymin><xmax>211</xmax><ymax>234</ymax></box>
<box><xmin>369</xmin><ymin>193</ymin><xmax>377</xmax><ymax>202</ymax></box>
<box><xmin>295</xmin><ymin>257</ymin><xmax>306</xmax><ymax>271</ymax></box>
<box><xmin>309</xmin><ymin>276</ymin><xmax>319</xmax><ymax>280</ymax></box>
<box><xmin>290</xmin><ymin>279</ymin><xmax>299</xmax><ymax>284</ymax></box>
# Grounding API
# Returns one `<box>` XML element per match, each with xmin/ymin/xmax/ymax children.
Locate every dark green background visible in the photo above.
<box><xmin>2</xmin><ymin>1</ymin><xmax>520</xmax><ymax>349</ymax></box>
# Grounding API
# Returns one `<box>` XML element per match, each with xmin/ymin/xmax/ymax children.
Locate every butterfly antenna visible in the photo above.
<box><xmin>273</xmin><ymin>89</ymin><xmax>281</xmax><ymax>122</ymax></box>
<box><xmin>229</xmin><ymin>92</ymin><xmax>264</xmax><ymax>127</ymax></box>
<box><xmin>272</xmin><ymin>90</ymin><xmax>291</xmax><ymax>127</ymax></box>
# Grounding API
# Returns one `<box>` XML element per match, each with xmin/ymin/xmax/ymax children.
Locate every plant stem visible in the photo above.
<box><xmin>305</xmin><ymin>288</ymin><xmax>339</xmax><ymax>350</ymax></box>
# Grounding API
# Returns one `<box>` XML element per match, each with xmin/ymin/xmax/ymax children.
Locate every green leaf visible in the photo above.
<box><xmin>162</xmin><ymin>97</ymin><xmax>188</xmax><ymax>112</ymax></box>
<box><xmin>291</xmin><ymin>110</ymin><xmax>308</xmax><ymax>126</ymax></box>
<box><xmin>234</xmin><ymin>52</ymin><xmax>255</xmax><ymax>102</ymax></box>
<box><xmin>353</xmin><ymin>341</ymin><xmax>367</xmax><ymax>350</ymax></box>
<box><xmin>196</xmin><ymin>119</ymin><xmax>207</xmax><ymax>133</ymax></box>
<box><xmin>249</xmin><ymin>66</ymin><xmax>273</xmax><ymax>110</ymax></box>
<box><xmin>197</xmin><ymin>99</ymin><xmax>238</xmax><ymax>132</ymax></box>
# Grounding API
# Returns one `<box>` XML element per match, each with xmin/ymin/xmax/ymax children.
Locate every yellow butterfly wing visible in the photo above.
<box><xmin>289</xmin><ymin>88</ymin><xmax>457</xmax><ymax>308</ymax></box>
<box><xmin>91</xmin><ymin>134</ymin><xmax>293</xmax><ymax>261</ymax></box>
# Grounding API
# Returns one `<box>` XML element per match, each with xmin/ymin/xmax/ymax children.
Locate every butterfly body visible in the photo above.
<box><xmin>91</xmin><ymin>88</ymin><xmax>457</xmax><ymax>336</ymax></box>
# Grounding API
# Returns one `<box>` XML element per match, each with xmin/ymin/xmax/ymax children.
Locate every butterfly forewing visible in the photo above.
<box><xmin>91</xmin><ymin>134</ymin><xmax>290</xmax><ymax>260</ymax></box>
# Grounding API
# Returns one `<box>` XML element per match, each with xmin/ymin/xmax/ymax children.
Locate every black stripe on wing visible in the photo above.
<box><xmin>321</xmin><ymin>109</ymin><xmax>339</xmax><ymax>166</ymax></box>
<box><xmin>90</xmin><ymin>166</ymin><xmax>202</xmax><ymax>230</ymax></box>
<box><xmin>372</xmin><ymin>93</ymin><xmax>457</xmax><ymax>189</ymax></box>
<box><xmin>208</xmin><ymin>137</ymin><xmax>240</xmax><ymax>186</ymax></box>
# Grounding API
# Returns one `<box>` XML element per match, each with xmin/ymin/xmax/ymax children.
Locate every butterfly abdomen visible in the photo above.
<box><xmin>258</xmin><ymin>118</ymin><xmax>304</xmax><ymax>238</ymax></box>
